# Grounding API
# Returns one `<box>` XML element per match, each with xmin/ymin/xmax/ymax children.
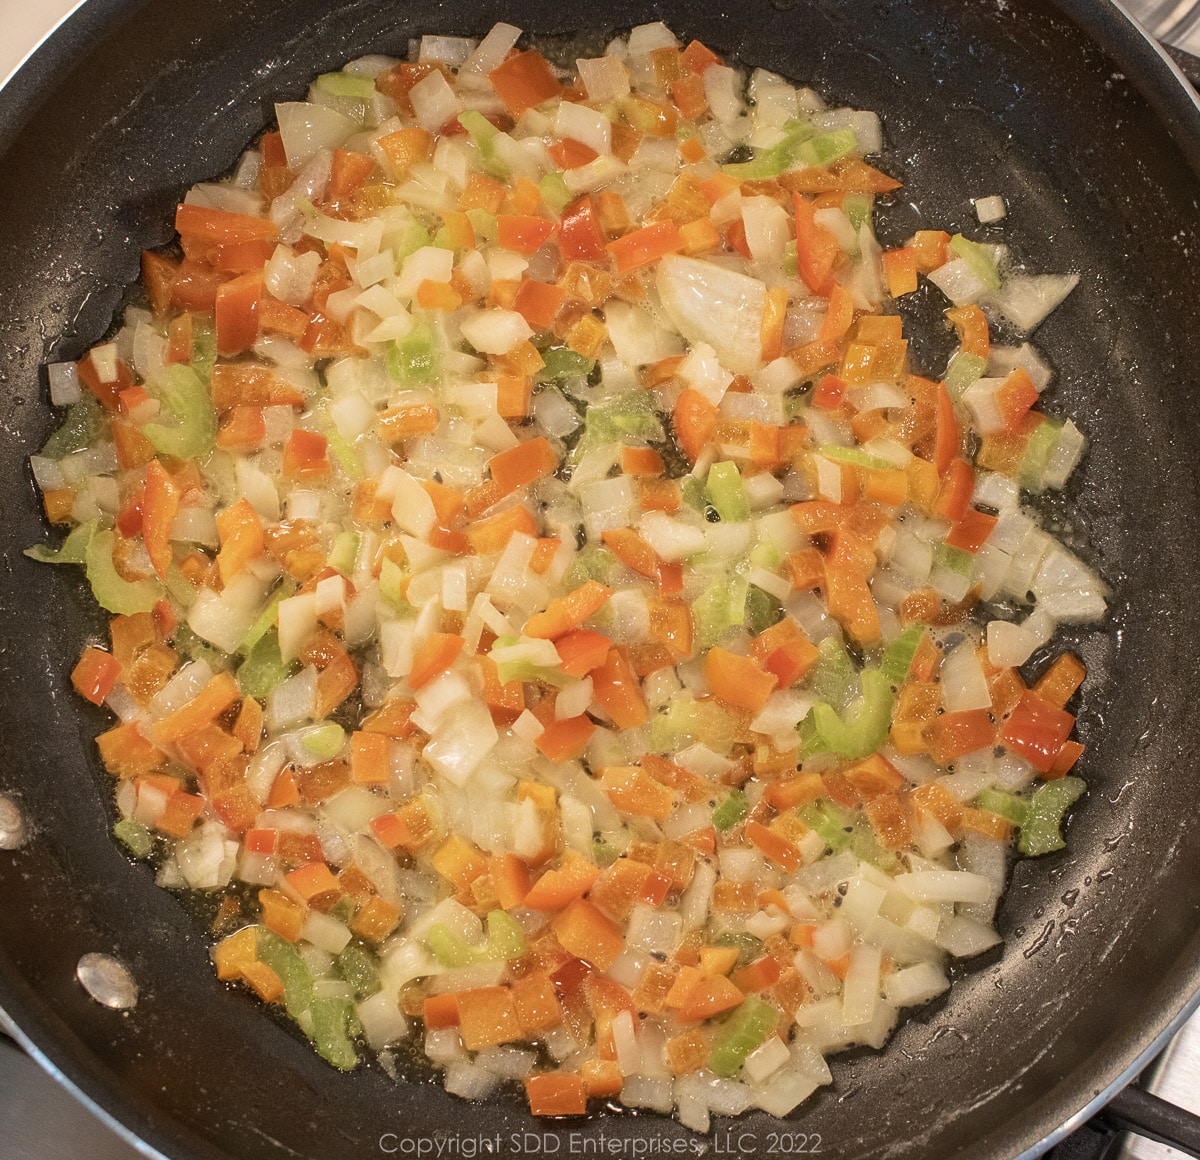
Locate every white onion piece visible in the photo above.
<box><xmin>657</xmin><ymin>255</ymin><xmax>766</xmax><ymax>375</ymax></box>
<box><xmin>276</xmin><ymin>102</ymin><xmax>357</xmax><ymax>168</ymax></box>
<box><xmin>988</xmin><ymin>273</ymin><xmax>1079</xmax><ymax>331</ymax></box>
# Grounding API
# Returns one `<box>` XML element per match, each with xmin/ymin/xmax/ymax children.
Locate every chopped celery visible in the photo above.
<box><xmin>707</xmin><ymin>461</ymin><xmax>750</xmax><ymax>522</ymax></box>
<box><xmin>744</xmin><ymin>585</ymin><xmax>783</xmax><ymax>635</ymax></box>
<box><xmin>190</xmin><ymin>321</ymin><xmax>217</xmax><ymax>383</ymax></box>
<box><xmin>464</xmin><ymin>209</ymin><xmax>497</xmax><ymax>245</ymax></box>
<box><xmin>538</xmin><ymin>346</ymin><xmax>595</xmax><ymax>384</ymax></box>
<box><xmin>723</xmin><ymin>120</ymin><xmax>815</xmax><ymax>180</ymax></box>
<box><xmin>310</xmin><ymin>997</ymin><xmax>360</xmax><ymax>1071</ymax></box>
<box><xmin>796</xmin><ymin>127</ymin><xmax>858</xmax><ymax>168</ymax></box>
<box><xmin>843</xmin><ymin>193</ymin><xmax>873</xmax><ymax>231</ymax></box>
<box><xmin>539</xmin><ymin>172</ymin><xmax>573</xmax><ymax>214</ymax></box>
<box><xmin>427</xmin><ymin>925</ymin><xmax>478</xmax><ymax>968</ymax></box>
<box><xmin>24</xmin><ymin>519</ymin><xmax>96</xmax><ymax>565</ymax></box>
<box><xmin>681</xmin><ymin>476</ymin><xmax>709</xmax><ymax>512</ymax></box>
<box><xmin>565</xmin><ymin>546</ymin><xmax>615</xmax><ymax>588</ymax></box>
<box><xmin>484</xmin><ymin>910</ymin><xmax>526</xmax><ymax>960</ymax></box>
<box><xmin>379</xmin><ymin>557</ymin><xmax>413</xmax><ymax>612</ymax></box>
<box><xmin>783</xmin><ymin>239</ymin><xmax>798</xmax><ymax>278</ymax></box>
<box><xmin>710</xmin><ymin>997</ymin><xmax>780</xmax><ymax>1078</ymax></box>
<box><xmin>945</xmin><ymin>351</ymin><xmax>988</xmax><ymax>400</ymax></box>
<box><xmin>650</xmin><ymin>697</ymin><xmax>738</xmax><ymax>755</ymax></box>
<box><xmin>810</xmin><ymin>636</ymin><xmax>856</xmax><ymax>710</ymax></box>
<box><xmin>879</xmin><ymin>626</ymin><xmax>924</xmax><ymax>686</ymax></box>
<box><xmin>388</xmin><ymin>318</ymin><xmax>438</xmax><ymax>385</ymax></box>
<box><xmin>712</xmin><ymin>789</ymin><xmax>748</xmax><ymax>831</ymax></box>
<box><xmin>426</xmin><ymin>910</ymin><xmax>526</xmax><ymax>968</ymax></box>
<box><xmin>316</xmin><ymin>71</ymin><xmax>376</xmax><ymax>100</ymax></box>
<box><xmin>165</xmin><ymin>564</ymin><xmax>197</xmax><ymax>609</ymax></box>
<box><xmin>799</xmin><ymin>799</ymin><xmax>855</xmax><ymax>852</ymax></box>
<box><xmin>932</xmin><ymin>541</ymin><xmax>975</xmax><ymax>577</ymax></box>
<box><xmin>303</xmin><ymin>722</ymin><xmax>345</xmax><ymax>758</ymax></box>
<box><xmin>85</xmin><ymin>529</ymin><xmax>162</xmax><ymax>615</ymax></box>
<box><xmin>1019</xmin><ymin>776</ymin><xmax>1085</xmax><ymax>857</ymax></box>
<box><xmin>810</xmin><ymin>668</ymin><xmax>893</xmax><ymax>759</ymax></box>
<box><xmin>711</xmin><ymin>931</ymin><xmax>763</xmax><ymax>967</ymax></box>
<box><xmin>819</xmin><ymin>444</ymin><xmax>894</xmax><ymax>471</ymax></box>
<box><xmin>1020</xmin><ymin>419</ymin><xmax>1063</xmax><ymax>493</ymax></box>
<box><xmin>328</xmin><ymin>531</ymin><xmax>359</xmax><ymax>576</ymax></box>
<box><xmin>592</xmin><ymin>838</ymin><xmax>620</xmax><ymax>867</ymax></box>
<box><xmin>394</xmin><ymin>219</ymin><xmax>433</xmax><ymax>260</ymax></box>
<box><xmin>41</xmin><ymin>394</ymin><xmax>104</xmax><ymax>459</ymax></box>
<box><xmin>324</xmin><ymin>419</ymin><xmax>364</xmax><ymax>480</ymax></box>
<box><xmin>114</xmin><ymin>818</ymin><xmax>152</xmax><ymax>858</ymax></box>
<box><xmin>240</xmin><ymin>581</ymin><xmax>295</xmax><ymax>653</ymax></box>
<box><xmin>257</xmin><ymin>928</ymin><xmax>314</xmax><ymax>1021</ymax></box>
<box><xmin>693</xmin><ymin>574</ymin><xmax>749</xmax><ymax>649</ymax></box>
<box><xmin>975</xmin><ymin>787</ymin><xmax>1029</xmax><ymax>826</ymax></box>
<box><xmin>144</xmin><ymin>364</ymin><xmax>216</xmax><ymax>460</ymax></box>
<box><xmin>800</xmin><ymin>799</ymin><xmax>897</xmax><ymax>869</ymax></box>
<box><xmin>237</xmin><ymin>630</ymin><xmax>295</xmax><ymax>699</ymax></box>
<box><xmin>336</xmin><ymin>945</ymin><xmax>381</xmax><ymax>1000</ymax></box>
<box><xmin>950</xmin><ymin>234</ymin><xmax>1001</xmax><ymax>292</ymax></box>
<box><xmin>458</xmin><ymin>110</ymin><xmax>510</xmax><ymax>178</ymax></box>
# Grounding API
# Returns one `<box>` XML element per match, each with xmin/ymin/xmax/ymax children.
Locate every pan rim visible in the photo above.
<box><xmin>0</xmin><ymin>1</ymin><xmax>1198</xmax><ymax>1158</ymax></box>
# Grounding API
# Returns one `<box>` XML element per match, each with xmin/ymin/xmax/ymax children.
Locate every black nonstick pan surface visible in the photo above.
<box><xmin>1</xmin><ymin>1</ymin><xmax>1200</xmax><ymax>1157</ymax></box>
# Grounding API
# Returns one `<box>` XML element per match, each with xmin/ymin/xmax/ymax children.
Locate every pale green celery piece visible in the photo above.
<box><xmin>165</xmin><ymin>564</ymin><xmax>198</xmax><ymax>609</ymax></box>
<box><xmin>810</xmin><ymin>636</ymin><xmax>856</xmax><ymax>710</ymax></box>
<box><xmin>706</xmin><ymin>461</ymin><xmax>750</xmax><ymax>522</ymax></box>
<box><xmin>310</xmin><ymin>997</ymin><xmax>360</xmax><ymax>1071</ymax></box>
<box><xmin>879</xmin><ymin>626</ymin><xmax>924</xmax><ymax>686</ymax></box>
<box><xmin>795</xmin><ymin>128</ymin><xmax>857</xmax><ymax>168</ymax></box>
<box><xmin>394</xmin><ymin>220</ymin><xmax>433</xmax><ymax>260</ymax></box>
<box><xmin>1019</xmin><ymin>777</ymin><xmax>1085</xmax><ymax>857</ymax></box>
<box><xmin>945</xmin><ymin>351</ymin><xmax>988</xmax><ymax>400</ymax></box>
<box><xmin>950</xmin><ymin>233</ymin><xmax>1001</xmax><ymax>292</ymax></box>
<box><xmin>723</xmin><ymin>119</ymin><xmax>815</xmax><ymax>180</ymax></box>
<box><xmin>316</xmin><ymin>71</ymin><xmax>376</xmax><ymax>100</ymax></box>
<box><xmin>783</xmin><ymin>239</ymin><xmax>798</xmax><ymax>278</ymax></box>
<box><xmin>931</xmin><ymin>541</ymin><xmax>975</xmax><ymax>577</ymax></box>
<box><xmin>303</xmin><ymin>722</ymin><xmax>346</xmax><ymax>759</ymax></box>
<box><xmin>113</xmin><ymin>819</ymin><xmax>152</xmax><ymax>859</ymax></box>
<box><xmin>144</xmin><ymin>364</ymin><xmax>216</xmax><ymax>460</ymax></box>
<box><xmin>465</xmin><ymin>209</ymin><xmax>497</xmax><ymax>245</ymax></box>
<box><xmin>256</xmin><ymin>928</ymin><xmax>314</xmax><ymax>1021</ymax></box>
<box><xmin>458</xmin><ymin>110</ymin><xmax>510</xmax><ymax>178</ymax></box>
<box><xmin>539</xmin><ymin>172</ymin><xmax>573</xmax><ymax>214</ymax></box>
<box><xmin>744</xmin><ymin>585</ymin><xmax>783</xmax><ymax>635</ymax></box>
<box><xmin>24</xmin><ymin>519</ymin><xmax>96</xmax><ymax>565</ymax></box>
<box><xmin>810</xmin><ymin>668</ymin><xmax>894</xmax><ymax>759</ymax></box>
<box><xmin>41</xmin><ymin>395</ymin><xmax>104</xmax><ymax>459</ymax></box>
<box><xmin>843</xmin><ymin>193</ymin><xmax>873</xmax><ymax>231</ymax></box>
<box><xmin>328</xmin><ymin>531</ymin><xmax>359</xmax><ymax>576</ymax></box>
<box><xmin>336</xmin><ymin>945</ymin><xmax>381</xmax><ymax>1000</ymax></box>
<box><xmin>1020</xmin><ymin>419</ymin><xmax>1064</xmax><ymax>493</ymax></box>
<box><xmin>379</xmin><ymin>557</ymin><xmax>413</xmax><ymax>611</ymax></box>
<box><xmin>237</xmin><ymin>630</ymin><xmax>295</xmax><ymax>699</ymax></box>
<box><xmin>388</xmin><ymin>318</ymin><xmax>438</xmax><ymax>384</ymax></box>
<box><xmin>819</xmin><ymin>444</ymin><xmax>894</xmax><ymax>471</ymax></box>
<box><xmin>240</xmin><ymin>580</ymin><xmax>296</xmax><ymax>653</ymax></box>
<box><xmin>190</xmin><ymin>321</ymin><xmax>217</xmax><ymax>383</ymax></box>
<box><xmin>85</xmin><ymin>530</ymin><xmax>162</xmax><ymax>614</ymax></box>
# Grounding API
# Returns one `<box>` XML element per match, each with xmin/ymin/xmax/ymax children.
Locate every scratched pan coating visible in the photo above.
<box><xmin>0</xmin><ymin>1</ymin><xmax>1199</xmax><ymax>1158</ymax></box>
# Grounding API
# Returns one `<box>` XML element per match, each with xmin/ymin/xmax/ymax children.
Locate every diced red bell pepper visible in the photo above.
<box><xmin>559</xmin><ymin>196</ymin><xmax>607</xmax><ymax>262</ymax></box>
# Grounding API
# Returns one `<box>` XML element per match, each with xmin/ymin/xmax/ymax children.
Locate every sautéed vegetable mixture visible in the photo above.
<box><xmin>27</xmin><ymin>20</ymin><xmax>1106</xmax><ymax>1129</ymax></box>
